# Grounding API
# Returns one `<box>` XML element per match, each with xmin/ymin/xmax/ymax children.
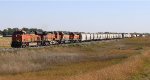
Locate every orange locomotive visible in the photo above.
<box><xmin>58</xmin><ymin>32</ymin><xmax>70</xmax><ymax>44</ymax></box>
<box><xmin>69</xmin><ymin>32</ymin><xmax>81</xmax><ymax>43</ymax></box>
<box><xmin>42</xmin><ymin>32</ymin><xmax>56</xmax><ymax>46</ymax></box>
<box><xmin>11</xmin><ymin>30</ymin><xmax>41</xmax><ymax>48</ymax></box>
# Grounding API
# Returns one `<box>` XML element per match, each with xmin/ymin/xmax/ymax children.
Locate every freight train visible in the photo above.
<box><xmin>11</xmin><ymin>30</ymin><xmax>144</xmax><ymax>48</ymax></box>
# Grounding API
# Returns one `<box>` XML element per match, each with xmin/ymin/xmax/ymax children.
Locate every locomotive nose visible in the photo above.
<box><xmin>11</xmin><ymin>31</ymin><xmax>25</xmax><ymax>48</ymax></box>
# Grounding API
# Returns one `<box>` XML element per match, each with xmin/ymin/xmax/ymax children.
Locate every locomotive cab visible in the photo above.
<box><xmin>11</xmin><ymin>30</ymin><xmax>26</xmax><ymax>48</ymax></box>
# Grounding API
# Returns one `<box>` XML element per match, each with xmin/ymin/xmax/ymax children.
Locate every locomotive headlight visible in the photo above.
<box><xmin>17</xmin><ymin>40</ymin><xmax>20</xmax><ymax>42</ymax></box>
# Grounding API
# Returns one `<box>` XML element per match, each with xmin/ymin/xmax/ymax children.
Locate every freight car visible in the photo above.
<box><xmin>11</xmin><ymin>30</ymin><xmax>142</xmax><ymax>48</ymax></box>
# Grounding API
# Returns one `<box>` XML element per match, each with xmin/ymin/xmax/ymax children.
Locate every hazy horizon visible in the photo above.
<box><xmin>0</xmin><ymin>0</ymin><xmax>150</xmax><ymax>33</ymax></box>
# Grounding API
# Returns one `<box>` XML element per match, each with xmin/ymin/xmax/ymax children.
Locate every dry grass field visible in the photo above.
<box><xmin>0</xmin><ymin>37</ymin><xmax>149</xmax><ymax>80</ymax></box>
<box><xmin>0</xmin><ymin>37</ymin><xmax>11</xmax><ymax>48</ymax></box>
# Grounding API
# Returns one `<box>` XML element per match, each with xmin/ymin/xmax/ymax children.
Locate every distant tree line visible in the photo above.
<box><xmin>0</xmin><ymin>28</ymin><xmax>43</xmax><ymax>36</ymax></box>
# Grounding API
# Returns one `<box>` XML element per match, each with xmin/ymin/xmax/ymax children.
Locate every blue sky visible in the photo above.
<box><xmin>0</xmin><ymin>0</ymin><xmax>150</xmax><ymax>33</ymax></box>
